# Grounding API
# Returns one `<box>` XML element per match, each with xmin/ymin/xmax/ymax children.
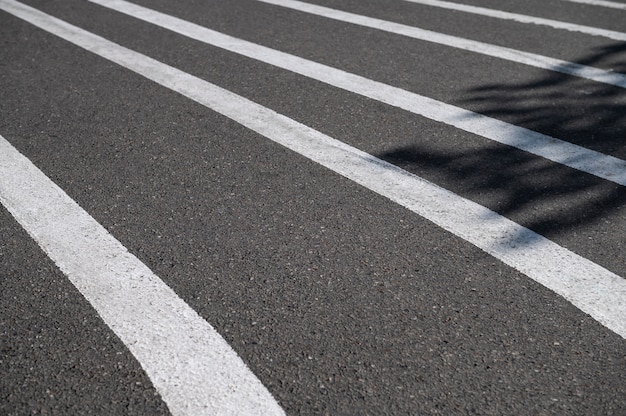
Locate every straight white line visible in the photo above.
<box><xmin>2</xmin><ymin>0</ymin><xmax>624</xmax><ymax>339</ymax></box>
<box><xmin>0</xmin><ymin>133</ymin><xmax>285</xmax><ymax>415</ymax></box>
<box><xmin>252</xmin><ymin>0</ymin><xmax>626</xmax><ymax>88</ymax></box>
<box><xmin>86</xmin><ymin>0</ymin><xmax>626</xmax><ymax>188</ymax></box>
<box><xmin>561</xmin><ymin>0</ymin><xmax>626</xmax><ymax>10</ymax></box>
<box><xmin>402</xmin><ymin>0</ymin><xmax>626</xmax><ymax>41</ymax></box>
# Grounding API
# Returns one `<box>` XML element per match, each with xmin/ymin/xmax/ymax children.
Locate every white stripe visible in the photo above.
<box><xmin>560</xmin><ymin>0</ymin><xmax>626</xmax><ymax>10</ymax></box>
<box><xmin>252</xmin><ymin>0</ymin><xmax>626</xmax><ymax>88</ymax></box>
<box><xmin>84</xmin><ymin>0</ymin><xmax>626</xmax><ymax>187</ymax></box>
<box><xmin>0</xmin><ymin>134</ymin><xmax>285</xmax><ymax>415</ymax></box>
<box><xmin>2</xmin><ymin>0</ymin><xmax>624</xmax><ymax>339</ymax></box>
<box><xmin>402</xmin><ymin>0</ymin><xmax>626</xmax><ymax>41</ymax></box>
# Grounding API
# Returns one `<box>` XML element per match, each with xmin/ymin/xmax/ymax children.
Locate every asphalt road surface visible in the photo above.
<box><xmin>1</xmin><ymin>0</ymin><xmax>625</xmax><ymax>414</ymax></box>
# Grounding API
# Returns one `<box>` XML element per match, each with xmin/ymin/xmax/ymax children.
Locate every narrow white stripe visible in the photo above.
<box><xmin>252</xmin><ymin>0</ymin><xmax>626</xmax><ymax>88</ymax></box>
<box><xmin>561</xmin><ymin>0</ymin><xmax>626</xmax><ymax>10</ymax></box>
<box><xmin>89</xmin><ymin>0</ymin><xmax>626</xmax><ymax>88</ymax></box>
<box><xmin>2</xmin><ymin>0</ymin><xmax>624</xmax><ymax>339</ymax></box>
<box><xmin>402</xmin><ymin>0</ymin><xmax>626</xmax><ymax>41</ymax></box>
<box><xmin>84</xmin><ymin>0</ymin><xmax>626</xmax><ymax>187</ymax></box>
<box><xmin>0</xmin><ymin>134</ymin><xmax>285</xmax><ymax>415</ymax></box>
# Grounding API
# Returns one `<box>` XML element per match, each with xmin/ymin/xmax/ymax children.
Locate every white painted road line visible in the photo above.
<box><xmin>84</xmin><ymin>0</ymin><xmax>626</xmax><ymax>187</ymax></box>
<box><xmin>0</xmin><ymin>147</ymin><xmax>284</xmax><ymax>416</ymax></box>
<box><xmin>2</xmin><ymin>0</ymin><xmax>625</xmax><ymax>339</ymax></box>
<box><xmin>402</xmin><ymin>0</ymin><xmax>626</xmax><ymax>41</ymax></box>
<box><xmin>561</xmin><ymin>0</ymin><xmax>626</xmax><ymax>10</ymax></box>
<box><xmin>252</xmin><ymin>0</ymin><xmax>626</xmax><ymax>88</ymax></box>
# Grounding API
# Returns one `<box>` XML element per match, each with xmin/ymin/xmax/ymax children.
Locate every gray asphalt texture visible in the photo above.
<box><xmin>1</xmin><ymin>0</ymin><xmax>625</xmax><ymax>414</ymax></box>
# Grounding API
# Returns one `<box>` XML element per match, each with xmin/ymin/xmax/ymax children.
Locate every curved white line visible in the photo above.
<box><xmin>87</xmin><ymin>0</ymin><xmax>626</xmax><ymax>186</ymax></box>
<box><xmin>1</xmin><ymin>0</ymin><xmax>624</xmax><ymax>341</ymax></box>
<box><xmin>0</xmin><ymin>132</ymin><xmax>285</xmax><ymax>415</ymax></box>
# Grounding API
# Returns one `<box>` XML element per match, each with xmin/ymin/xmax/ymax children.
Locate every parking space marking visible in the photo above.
<box><xmin>0</xmin><ymin>136</ymin><xmax>284</xmax><ymax>415</ymax></box>
<box><xmin>403</xmin><ymin>0</ymin><xmax>626</xmax><ymax>41</ymax></box>
<box><xmin>81</xmin><ymin>0</ymin><xmax>626</xmax><ymax>186</ymax></box>
<box><xmin>2</xmin><ymin>0</ymin><xmax>624</xmax><ymax>340</ymax></box>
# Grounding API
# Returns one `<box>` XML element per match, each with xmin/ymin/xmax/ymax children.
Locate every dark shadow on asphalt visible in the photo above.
<box><xmin>375</xmin><ymin>42</ymin><xmax>626</xmax><ymax>239</ymax></box>
<box><xmin>460</xmin><ymin>42</ymin><xmax>626</xmax><ymax>157</ymax></box>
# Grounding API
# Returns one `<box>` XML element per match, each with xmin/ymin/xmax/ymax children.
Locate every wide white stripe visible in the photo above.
<box><xmin>85</xmin><ymin>0</ymin><xmax>626</xmax><ymax>187</ymax></box>
<box><xmin>252</xmin><ymin>0</ymin><xmax>626</xmax><ymax>88</ymax></box>
<box><xmin>2</xmin><ymin>0</ymin><xmax>624</xmax><ymax>339</ymax></box>
<box><xmin>0</xmin><ymin>134</ymin><xmax>285</xmax><ymax>415</ymax></box>
<box><xmin>561</xmin><ymin>0</ymin><xmax>626</xmax><ymax>10</ymax></box>
<box><xmin>403</xmin><ymin>0</ymin><xmax>626</xmax><ymax>41</ymax></box>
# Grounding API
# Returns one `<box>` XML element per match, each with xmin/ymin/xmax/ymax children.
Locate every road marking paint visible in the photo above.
<box><xmin>84</xmin><ymin>0</ymin><xmax>626</xmax><ymax>187</ymax></box>
<box><xmin>561</xmin><ymin>0</ymin><xmax>626</xmax><ymax>10</ymax></box>
<box><xmin>0</xmin><ymin>133</ymin><xmax>285</xmax><ymax>415</ymax></box>
<box><xmin>250</xmin><ymin>0</ymin><xmax>626</xmax><ymax>88</ymax></box>
<box><xmin>0</xmin><ymin>136</ymin><xmax>283</xmax><ymax>416</ymax></box>
<box><xmin>2</xmin><ymin>0</ymin><xmax>624</xmax><ymax>339</ymax></box>
<box><xmin>402</xmin><ymin>0</ymin><xmax>626</xmax><ymax>41</ymax></box>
